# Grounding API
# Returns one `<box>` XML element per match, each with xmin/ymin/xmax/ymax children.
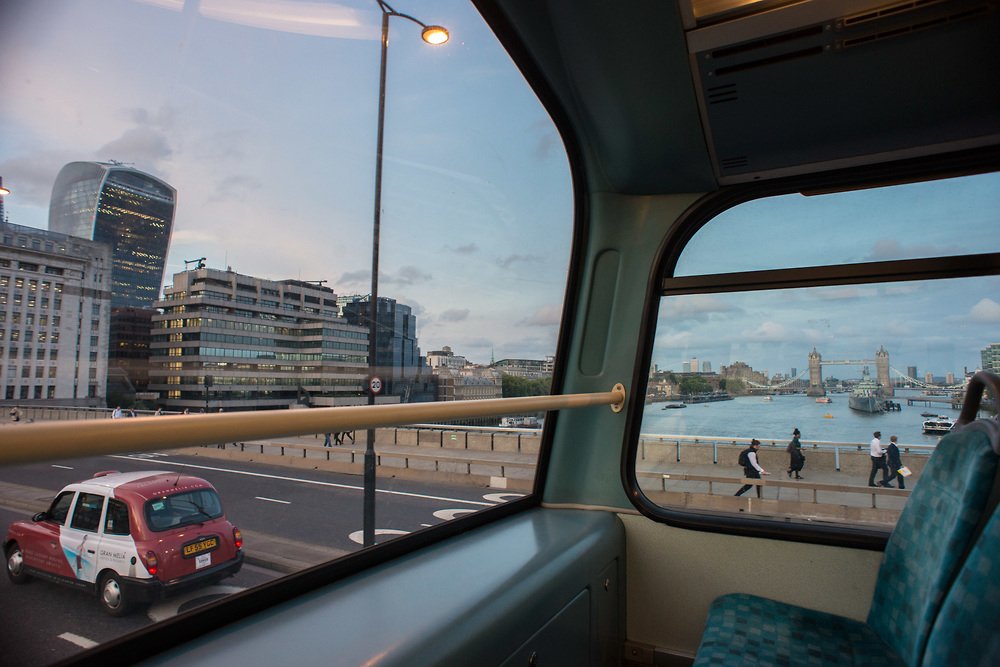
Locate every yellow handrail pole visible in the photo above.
<box><xmin>0</xmin><ymin>384</ymin><xmax>626</xmax><ymax>466</ymax></box>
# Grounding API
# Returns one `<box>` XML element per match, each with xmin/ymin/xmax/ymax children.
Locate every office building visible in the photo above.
<box><xmin>0</xmin><ymin>222</ymin><xmax>112</xmax><ymax>405</ymax></box>
<box><xmin>493</xmin><ymin>357</ymin><xmax>554</xmax><ymax>379</ymax></box>
<box><xmin>49</xmin><ymin>161</ymin><xmax>176</xmax><ymax>309</ymax></box>
<box><xmin>148</xmin><ymin>267</ymin><xmax>369</xmax><ymax>411</ymax></box>
<box><xmin>981</xmin><ymin>344</ymin><xmax>999</xmax><ymax>374</ymax></box>
<box><xmin>108</xmin><ymin>307</ymin><xmax>156</xmax><ymax>396</ymax></box>
<box><xmin>340</xmin><ymin>295</ymin><xmax>421</xmax><ymax>380</ymax></box>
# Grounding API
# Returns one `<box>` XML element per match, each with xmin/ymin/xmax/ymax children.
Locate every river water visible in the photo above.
<box><xmin>639</xmin><ymin>389</ymin><xmax>956</xmax><ymax>447</ymax></box>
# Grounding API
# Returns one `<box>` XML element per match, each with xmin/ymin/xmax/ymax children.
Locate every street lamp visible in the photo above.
<box><xmin>0</xmin><ymin>176</ymin><xmax>9</xmax><ymax>224</ymax></box>
<box><xmin>365</xmin><ymin>1</ymin><xmax>448</xmax><ymax>548</ymax></box>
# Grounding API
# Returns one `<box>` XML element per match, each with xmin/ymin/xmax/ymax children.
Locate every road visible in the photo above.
<box><xmin>0</xmin><ymin>450</ymin><xmax>523</xmax><ymax>665</ymax></box>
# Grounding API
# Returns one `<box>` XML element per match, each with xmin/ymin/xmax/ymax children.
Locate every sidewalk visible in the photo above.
<box><xmin>0</xmin><ymin>481</ymin><xmax>346</xmax><ymax>574</ymax></box>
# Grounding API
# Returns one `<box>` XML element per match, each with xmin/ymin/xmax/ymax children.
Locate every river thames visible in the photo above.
<box><xmin>639</xmin><ymin>389</ymin><xmax>958</xmax><ymax>447</ymax></box>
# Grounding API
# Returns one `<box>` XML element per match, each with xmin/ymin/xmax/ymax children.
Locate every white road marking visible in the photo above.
<box><xmin>483</xmin><ymin>493</ymin><xmax>525</xmax><ymax>503</ymax></box>
<box><xmin>433</xmin><ymin>509</ymin><xmax>476</xmax><ymax>521</ymax></box>
<box><xmin>255</xmin><ymin>496</ymin><xmax>291</xmax><ymax>504</ymax></box>
<box><xmin>58</xmin><ymin>633</ymin><xmax>98</xmax><ymax>649</ymax></box>
<box><xmin>110</xmin><ymin>456</ymin><xmax>496</xmax><ymax>507</ymax></box>
<box><xmin>51</xmin><ymin>464</ymin><xmax>73</xmax><ymax>470</ymax></box>
<box><xmin>348</xmin><ymin>528</ymin><xmax>409</xmax><ymax>544</ymax></box>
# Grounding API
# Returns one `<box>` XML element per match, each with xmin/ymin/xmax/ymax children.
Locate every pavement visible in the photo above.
<box><xmin>0</xmin><ymin>480</ymin><xmax>347</xmax><ymax>574</ymax></box>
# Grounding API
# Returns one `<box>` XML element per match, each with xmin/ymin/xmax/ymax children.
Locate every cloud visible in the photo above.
<box><xmin>445</xmin><ymin>243</ymin><xmax>478</xmax><ymax>255</ymax></box>
<box><xmin>519</xmin><ymin>305</ymin><xmax>561</xmax><ymax>327</ymax></box>
<box><xmin>659</xmin><ymin>294</ymin><xmax>738</xmax><ymax>322</ymax></box>
<box><xmin>496</xmin><ymin>254</ymin><xmax>541</xmax><ymax>268</ymax></box>
<box><xmin>97</xmin><ymin>126</ymin><xmax>173</xmax><ymax>166</ymax></box>
<box><xmin>387</xmin><ymin>265</ymin><xmax>432</xmax><ymax>286</ymax></box>
<box><xmin>971</xmin><ymin>298</ymin><xmax>1000</xmax><ymax>323</ymax></box>
<box><xmin>865</xmin><ymin>238</ymin><xmax>966</xmax><ymax>261</ymax></box>
<box><xmin>439</xmin><ymin>309</ymin><xmax>469</xmax><ymax>322</ymax></box>
<box><xmin>0</xmin><ymin>150</ymin><xmax>77</xmax><ymax>207</ymax></box>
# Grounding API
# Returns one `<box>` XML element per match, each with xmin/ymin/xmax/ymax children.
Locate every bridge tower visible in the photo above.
<box><xmin>876</xmin><ymin>346</ymin><xmax>893</xmax><ymax>397</ymax></box>
<box><xmin>808</xmin><ymin>348</ymin><xmax>825</xmax><ymax>396</ymax></box>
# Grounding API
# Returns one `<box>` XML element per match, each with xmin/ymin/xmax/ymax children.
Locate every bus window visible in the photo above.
<box><xmin>0</xmin><ymin>0</ymin><xmax>571</xmax><ymax>662</ymax></box>
<box><xmin>633</xmin><ymin>171</ymin><xmax>1000</xmax><ymax>531</ymax></box>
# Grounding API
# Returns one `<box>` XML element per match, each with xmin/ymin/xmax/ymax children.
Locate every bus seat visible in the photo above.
<box><xmin>921</xmin><ymin>483</ymin><xmax>1000</xmax><ymax>666</ymax></box>
<box><xmin>693</xmin><ymin>413</ymin><xmax>1000</xmax><ymax>666</ymax></box>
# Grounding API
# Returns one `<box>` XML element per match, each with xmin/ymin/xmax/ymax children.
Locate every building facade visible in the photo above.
<box><xmin>108</xmin><ymin>307</ymin><xmax>156</xmax><ymax>396</ymax></box>
<box><xmin>148</xmin><ymin>268</ymin><xmax>369</xmax><ymax>411</ymax></box>
<box><xmin>340</xmin><ymin>295</ymin><xmax>421</xmax><ymax>380</ymax></box>
<box><xmin>492</xmin><ymin>357</ymin><xmax>554</xmax><ymax>379</ymax></box>
<box><xmin>48</xmin><ymin>161</ymin><xmax>176</xmax><ymax>309</ymax></box>
<box><xmin>0</xmin><ymin>222</ymin><xmax>112</xmax><ymax>406</ymax></box>
<box><xmin>982</xmin><ymin>344</ymin><xmax>1000</xmax><ymax>374</ymax></box>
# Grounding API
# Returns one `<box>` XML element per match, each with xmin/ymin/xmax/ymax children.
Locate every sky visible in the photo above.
<box><xmin>1</xmin><ymin>0</ymin><xmax>997</xmax><ymax>377</ymax></box>
<box><xmin>0</xmin><ymin>0</ymin><xmax>574</xmax><ymax>365</ymax></box>
<box><xmin>659</xmin><ymin>173</ymin><xmax>1000</xmax><ymax>380</ymax></box>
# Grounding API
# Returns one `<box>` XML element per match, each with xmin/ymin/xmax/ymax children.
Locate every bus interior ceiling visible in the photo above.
<box><xmin>7</xmin><ymin>0</ymin><xmax>1000</xmax><ymax>664</ymax></box>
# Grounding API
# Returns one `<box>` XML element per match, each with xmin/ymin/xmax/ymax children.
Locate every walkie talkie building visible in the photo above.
<box><xmin>48</xmin><ymin>162</ymin><xmax>176</xmax><ymax>309</ymax></box>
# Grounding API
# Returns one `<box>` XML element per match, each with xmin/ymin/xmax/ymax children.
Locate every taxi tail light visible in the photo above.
<box><xmin>233</xmin><ymin>527</ymin><xmax>243</xmax><ymax>549</ymax></box>
<box><xmin>142</xmin><ymin>550</ymin><xmax>158</xmax><ymax>575</ymax></box>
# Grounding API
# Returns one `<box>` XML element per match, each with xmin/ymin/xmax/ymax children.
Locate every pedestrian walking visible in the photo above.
<box><xmin>884</xmin><ymin>435</ymin><xmax>906</xmax><ymax>489</ymax></box>
<box><xmin>787</xmin><ymin>428</ymin><xmax>805</xmax><ymax>479</ymax></box>
<box><xmin>735</xmin><ymin>439</ymin><xmax>769</xmax><ymax>498</ymax></box>
<box><xmin>868</xmin><ymin>431</ymin><xmax>891</xmax><ymax>487</ymax></box>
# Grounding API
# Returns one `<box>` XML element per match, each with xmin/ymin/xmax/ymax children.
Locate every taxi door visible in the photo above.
<box><xmin>20</xmin><ymin>490</ymin><xmax>76</xmax><ymax>578</ymax></box>
<box><xmin>96</xmin><ymin>497</ymin><xmax>145</xmax><ymax>578</ymax></box>
<box><xmin>59</xmin><ymin>491</ymin><xmax>106</xmax><ymax>583</ymax></box>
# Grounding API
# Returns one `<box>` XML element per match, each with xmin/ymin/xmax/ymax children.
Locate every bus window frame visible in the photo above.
<box><xmin>621</xmin><ymin>146</ymin><xmax>1000</xmax><ymax>551</ymax></box>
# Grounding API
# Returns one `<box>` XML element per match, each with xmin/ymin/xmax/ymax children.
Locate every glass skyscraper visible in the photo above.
<box><xmin>48</xmin><ymin>162</ymin><xmax>176</xmax><ymax>309</ymax></box>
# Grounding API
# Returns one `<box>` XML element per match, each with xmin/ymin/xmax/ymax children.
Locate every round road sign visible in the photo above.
<box><xmin>369</xmin><ymin>376</ymin><xmax>383</xmax><ymax>395</ymax></box>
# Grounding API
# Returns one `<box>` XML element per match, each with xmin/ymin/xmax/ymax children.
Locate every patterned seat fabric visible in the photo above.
<box><xmin>866</xmin><ymin>420</ymin><xmax>998</xmax><ymax>664</ymax></box>
<box><xmin>921</xmin><ymin>501</ymin><xmax>1000</xmax><ymax>666</ymax></box>
<box><xmin>694</xmin><ymin>420</ymin><xmax>999</xmax><ymax>666</ymax></box>
<box><xmin>694</xmin><ymin>593</ymin><xmax>905</xmax><ymax>666</ymax></box>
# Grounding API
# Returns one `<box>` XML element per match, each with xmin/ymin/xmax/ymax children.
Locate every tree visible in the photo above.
<box><xmin>502</xmin><ymin>374</ymin><xmax>551</xmax><ymax>398</ymax></box>
<box><xmin>679</xmin><ymin>376</ymin><xmax>712</xmax><ymax>394</ymax></box>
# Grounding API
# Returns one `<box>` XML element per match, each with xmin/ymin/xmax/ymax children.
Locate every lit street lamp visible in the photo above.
<box><xmin>364</xmin><ymin>2</ymin><xmax>448</xmax><ymax>548</ymax></box>
<box><xmin>0</xmin><ymin>176</ymin><xmax>9</xmax><ymax>224</ymax></box>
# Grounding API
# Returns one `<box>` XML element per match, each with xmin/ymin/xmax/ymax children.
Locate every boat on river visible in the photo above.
<box><xmin>848</xmin><ymin>367</ymin><xmax>886</xmax><ymax>413</ymax></box>
<box><xmin>662</xmin><ymin>403</ymin><xmax>687</xmax><ymax>409</ymax></box>
<box><xmin>922</xmin><ymin>415</ymin><xmax>955</xmax><ymax>434</ymax></box>
<box><xmin>815</xmin><ymin>397</ymin><xmax>832</xmax><ymax>403</ymax></box>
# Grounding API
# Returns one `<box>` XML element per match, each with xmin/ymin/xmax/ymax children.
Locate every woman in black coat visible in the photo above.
<box><xmin>787</xmin><ymin>428</ymin><xmax>805</xmax><ymax>479</ymax></box>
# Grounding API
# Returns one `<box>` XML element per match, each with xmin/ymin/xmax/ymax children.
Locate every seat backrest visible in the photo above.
<box><xmin>866</xmin><ymin>417</ymin><xmax>999</xmax><ymax>665</ymax></box>
<box><xmin>921</xmin><ymin>478</ymin><xmax>1000</xmax><ymax>666</ymax></box>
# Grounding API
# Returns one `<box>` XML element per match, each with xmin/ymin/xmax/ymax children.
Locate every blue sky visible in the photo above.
<box><xmin>1</xmin><ymin>1</ymin><xmax>996</xmax><ymax>377</ymax></box>
<box><xmin>0</xmin><ymin>0</ymin><xmax>574</xmax><ymax>364</ymax></box>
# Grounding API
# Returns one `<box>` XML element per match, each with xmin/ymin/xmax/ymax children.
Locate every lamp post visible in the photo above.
<box><xmin>364</xmin><ymin>1</ymin><xmax>448</xmax><ymax>548</ymax></box>
<box><xmin>0</xmin><ymin>176</ymin><xmax>9</xmax><ymax>224</ymax></box>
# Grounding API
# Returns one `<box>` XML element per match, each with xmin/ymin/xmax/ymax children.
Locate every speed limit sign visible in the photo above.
<box><xmin>369</xmin><ymin>376</ymin><xmax>383</xmax><ymax>395</ymax></box>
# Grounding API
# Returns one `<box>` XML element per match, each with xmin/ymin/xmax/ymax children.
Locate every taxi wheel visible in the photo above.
<box><xmin>6</xmin><ymin>542</ymin><xmax>30</xmax><ymax>584</ymax></box>
<box><xmin>98</xmin><ymin>572</ymin><xmax>132</xmax><ymax>617</ymax></box>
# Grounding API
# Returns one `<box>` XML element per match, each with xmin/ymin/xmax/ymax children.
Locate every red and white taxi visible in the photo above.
<box><xmin>4</xmin><ymin>470</ymin><xmax>243</xmax><ymax>616</ymax></box>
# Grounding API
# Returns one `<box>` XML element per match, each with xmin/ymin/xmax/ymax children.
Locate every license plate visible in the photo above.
<box><xmin>195</xmin><ymin>553</ymin><xmax>211</xmax><ymax>569</ymax></box>
<box><xmin>183</xmin><ymin>537</ymin><xmax>218</xmax><ymax>557</ymax></box>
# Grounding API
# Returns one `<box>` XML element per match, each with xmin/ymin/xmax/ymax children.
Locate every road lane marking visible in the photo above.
<box><xmin>483</xmin><ymin>493</ymin><xmax>525</xmax><ymax>503</ymax></box>
<box><xmin>51</xmin><ymin>464</ymin><xmax>74</xmax><ymax>470</ymax></box>
<box><xmin>348</xmin><ymin>529</ymin><xmax>409</xmax><ymax>544</ymax></box>
<box><xmin>58</xmin><ymin>633</ymin><xmax>98</xmax><ymax>649</ymax></box>
<box><xmin>110</xmin><ymin>456</ymin><xmax>497</xmax><ymax>507</ymax></box>
<box><xmin>255</xmin><ymin>496</ymin><xmax>291</xmax><ymax>504</ymax></box>
<box><xmin>433</xmin><ymin>509</ymin><xmax>476</xmax><ymax>521</ymax></box>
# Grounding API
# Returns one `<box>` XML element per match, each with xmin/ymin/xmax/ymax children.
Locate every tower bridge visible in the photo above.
<box><xmin>743</xmin><ymin>348</ymin><xmax>968</xmax><ymax>396</ymax></box>
<box><xmin>807</xmin><ymin>347</ymin><xmax>891</xmax><ymax>397</ymax></box>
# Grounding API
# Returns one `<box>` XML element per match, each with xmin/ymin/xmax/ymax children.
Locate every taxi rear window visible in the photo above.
<box><xmin>144</xmin><ymin>489</ymin><xmax>224</xmax><ymax>532</ymax></box>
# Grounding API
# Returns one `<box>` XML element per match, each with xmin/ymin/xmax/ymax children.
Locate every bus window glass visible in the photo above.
<box><xmin>0</xmin><ymin>0</ymin><xmax>571</xmax><ymax>661</ymax></box>
<box><xmin>638</xmin><ymin>173</ymin><xmax>1000</xmax><ymax>528</ymax></box>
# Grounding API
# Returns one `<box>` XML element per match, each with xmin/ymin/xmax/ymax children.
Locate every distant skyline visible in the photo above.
<box><xmin>0</xmin><ymin>0</ymin><xmax>573</xmax><ymax>366</ymax></box>
<box><xmin>2</xmin><ymin>1</ymin><xmax>996</xmax><ymax>373</ymax></box>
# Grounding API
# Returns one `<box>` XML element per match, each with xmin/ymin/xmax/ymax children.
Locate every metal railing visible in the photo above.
<box><xmin>0</xmin><ymin>384</ymin><xmax>625</xmax><ymax>466</ymax></box>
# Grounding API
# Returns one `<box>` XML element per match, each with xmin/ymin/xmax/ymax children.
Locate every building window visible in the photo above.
<box><xmin>47</xmin><ymin>386</ymin><xmax>54</xmax><ymax>398</ymax></box>
<box><xmin>33</xmin><ymin>386</ymin><xmax>41</xmax><ymax>399</ymax></box>
<box><xmin>19</xmin><ymin>386</ymin><xmax>28</xmax><ymax>399</ymax></box>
